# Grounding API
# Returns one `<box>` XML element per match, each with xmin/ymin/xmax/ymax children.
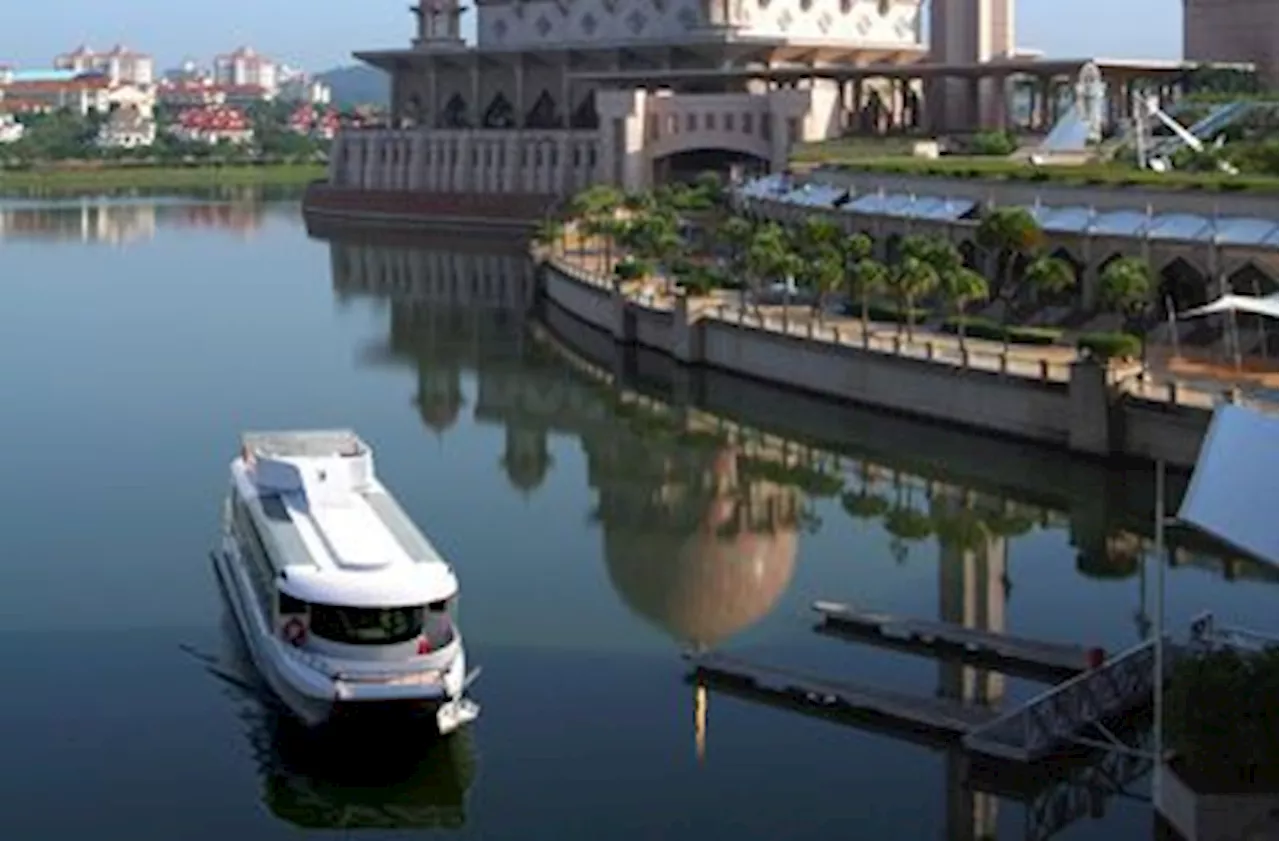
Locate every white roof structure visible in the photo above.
<box><xmin>239</xmin><ymin>429</ymin><xmax>460</xmax><ymax>608</ymax></box>
<box><xmin>1176</xmin><ymin>404</ymin><xmax>1280</xmax><ymax>566</ymax></box>
<box><xmin>1179</xmin><ymin>293</ymin><xmax>1280</xmax><ymax>320</ymax></box>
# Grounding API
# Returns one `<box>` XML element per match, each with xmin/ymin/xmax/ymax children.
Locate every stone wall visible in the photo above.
<box><xmin>540</xmin><ymin>258</ymin><xmax>1217</xmax><ymax>467</ymax></box>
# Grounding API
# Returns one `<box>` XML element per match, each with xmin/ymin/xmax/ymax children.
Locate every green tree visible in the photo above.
<box><xmin>1024</xmin><ymin>253</ymin><xmax>1078</xmax><ymax>302</ymax></box>
<box><xmin>890</xmin><ymin>256</ymin><xmax>939</xmax><ymax>341</ymax></box>
<box><xmin>977</xmin><ymin>207</ymin><xmax>1044</xmax><ymax>331</ymax></box>
<box><xmin>939</xmin><ymin>266</ymin><xmax>991</xmax><ymax>350</ymax></box>
<box><xmin>532</xmin><ymin>216</ymin><xmax>565</xmax><ymax>255</ymax></box>
<box><xmin>849</xmin><ymin>258</ymin><xmax>890</xmax><ymax>333</ymax></box>
<box><xmin>747</xmin><ymin>222</ymin><xmax>801</xmax><ymax>316</ymax></box>
<box><xmin>792</xmin><ymin>215</ymin><xmax>842</xmax><ymax>318</ymax></box>
<box><xmin>1099</xmin><ymin>256</ymin><xmax>1154</xmax><ymax>353</ymax></box>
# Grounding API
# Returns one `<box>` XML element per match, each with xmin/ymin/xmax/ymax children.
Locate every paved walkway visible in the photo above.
<box><xmin>549</xmin><ymin>247</ymin><xmax>1272</xmax><ymax>410</ymax></box>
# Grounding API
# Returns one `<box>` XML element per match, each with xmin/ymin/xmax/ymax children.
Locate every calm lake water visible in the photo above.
<box><xmin>0</xmin><ymin>193</ymin><xmax>1274</xmax><ymax>840</ymax></box>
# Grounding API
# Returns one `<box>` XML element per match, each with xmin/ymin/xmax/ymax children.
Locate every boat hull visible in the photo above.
<box><xmin>211</xmin><ymin>542</ymin><xmax>477</xmax><ymax>733</ymax></box>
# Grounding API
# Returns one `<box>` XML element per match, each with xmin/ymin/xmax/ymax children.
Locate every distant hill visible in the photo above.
<box><xmin>317</xmin><ymin>65</ymin><xmax>390</xmax><ymax>107</ymax></box>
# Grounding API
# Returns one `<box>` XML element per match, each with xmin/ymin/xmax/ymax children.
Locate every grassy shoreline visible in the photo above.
<box><xmin>0</xmin><ymin>162</ymin><xmax>327</xmax><ymax>194</ymax></box>
<box><xmin>791</xmin><ymin>150</ymin><xmax>1279</xmax><ymax>195</ymax></box>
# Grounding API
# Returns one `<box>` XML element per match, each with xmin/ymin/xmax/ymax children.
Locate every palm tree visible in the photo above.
<box><xmin>1099</xmin><ymin>255</ymin><xmax>1154</xmax><ymax>355</ymax></box>
<box><xmin>890</xmin><ymin>256</ymin><xmax>940</xmax><ymax>342</ymax></box>
<box><xmin>718</xmin><ymin>215</ymin><xmax>755</xmax><ymax>309</ymax></box>
<box><xmin>532</xmin><ymin>216</ymin><xmax>565</xmax><ymax>256</ymax></box>
<box><xmin>841</xmin><ymin>232</ymin><xmax>874</xmax><ymax>280</ymax></box>
<box><xmin>1024</xmin><ymin>253</ymin><xmax>1078</xmax><ymax>303</ymax></box>
<box><xmin>938</xmin><ymin>266</ymin><xmax>991</xmax><ymax>351</ymax></box>
<box><xmin>808</xmin><ymin>247</ymin><xmax>845</xmax><ymax>323</ymax></box>
<box><xmin>745</xmin><ymin>222</ymin><xmax>792</xmax><ymax>318</ymax></box>
<box><xmin>976</xmin><ymin>207</ymin><xmax>1044</xmax><ymax>331</ymax></box>
<box><xmin>849</xmin><ymin>258</ymin><xmax>889</xmax><ymax>334</ymax></box>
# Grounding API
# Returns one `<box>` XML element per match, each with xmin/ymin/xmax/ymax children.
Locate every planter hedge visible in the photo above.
<box><xmin>1076</xmin><ymin>331</ymin><xmax>1141</xmax><ymax>360</ymax></box>
<box><xmin>940</xmin><ymin>316</ymin><xmax>1063</xmax><ymax>346</ymax></box>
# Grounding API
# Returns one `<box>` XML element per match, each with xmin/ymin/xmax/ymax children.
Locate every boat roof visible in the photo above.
<box><xmin>235</xmin><ymin>430</ymin><xmax>458</xmax><ymax>608</ymax></box>
<box><xmin>242</xmin><ymin>428</ymin><xmax>368</xmax><ymax>459</ymax></box>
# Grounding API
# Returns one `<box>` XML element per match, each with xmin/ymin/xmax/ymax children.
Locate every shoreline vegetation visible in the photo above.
<box><xmin>0</xmin><ymin>162</ymin><xmax>326</xmax><ymax>194</ymax></box>
<box><xmin>790</xmin><ymin>153</ymin><xmax>1279</xmax><ymax>195</ymax></box>
<box><xmin>537</xmin><ymin>177</ymin><xmax>1149</xmax><ymax>361</ymax></box>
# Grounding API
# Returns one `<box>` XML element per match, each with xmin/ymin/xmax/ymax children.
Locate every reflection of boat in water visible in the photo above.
<box><xmin>205</xmin><ymin>607</ymin><xmax>477</xmax><ymax>830</ymax></box>
<box><xmin>214</xmin><ymin>429</ymin><xmax>479</xmax><ymax>731</ymax></box>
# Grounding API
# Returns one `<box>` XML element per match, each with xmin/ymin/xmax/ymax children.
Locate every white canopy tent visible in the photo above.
<box><xmin>1178</xmin><ymin>293</ymin><xmax>1280</xmax><ymax>321</ymax></box>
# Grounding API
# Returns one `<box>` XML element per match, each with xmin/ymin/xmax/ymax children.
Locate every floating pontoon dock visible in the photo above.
<box><xmin>689</xmin><ymin>603</ymin><xmax>1179</xmax><ymax>765</ymax></box>
<box><xmin>812</xmin><ymin>601</ymin><xmax>1100</xmax><ymax>677</ymax></box>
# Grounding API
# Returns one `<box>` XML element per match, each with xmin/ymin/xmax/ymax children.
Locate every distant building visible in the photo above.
<box><xmin>1184</xmin><ymin>0</ymin><xmax>1279</xmax><ymax>88</ymax></box>
<box><xmin>170</xmin><ymin>105</ymin><xmax>254</xmax><ymax>145</ymax></box>
<box><xmin>55</xmin><ymin>45</ymin><xmax>155</xmax><ymax>87</ymax></box>
<box><xmin>105</xmin><ymin>82</ymin><xmax>156</xmax><ymax>119</ymax></box>
<box><xmin>163</xmin><ymin>59</ymin><xmax>210</xmax><ymax>84</ymax></box>
<box><xmin>278</xmin><ymin>70</ymin><xmax>332</xmax><ymax>105</ymax></box>
<box><xmin>157</xmin><ymin>78</ymin><xmax>227</xmax><ymax>109</ymax></box>
<box><xmin>97</xmin><ymin>105</ymin><xmax>156</xmax><ymax>148</ymax></box>
<box><xmin>216</xmin><ymin>84</ymin><xmax>275</xmax><ymax>107</ymax></box>
<box><xmin>213</xmin><ymin>47</ymin><xmax>278</xmax><ymax>95</ymax></box>
<box><xmin>0</xmin><ymin>112</ymin><xmax>24</xmax><ymax>143</ymax></box>
<box><xmin>0</xmin><ymin>69</ymin><xmax>111</xmax><ymax>115</ymax></box>
<box><xmin>287</xmin><ymin>104</ymin><xmax>341</xmax><ymax>139</ymax></box>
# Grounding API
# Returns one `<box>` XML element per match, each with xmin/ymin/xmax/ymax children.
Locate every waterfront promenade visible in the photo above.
<box><xmin>540</xmin><ymin>246</ymin><xmax>1271</xmax><ymax>468</ymax></box>
<box><xmin>548</xmin><ymin>247</ymin><xmax>1248</xmax><ymax>408</ymax></box>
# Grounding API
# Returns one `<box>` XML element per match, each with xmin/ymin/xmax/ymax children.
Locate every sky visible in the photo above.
<box><xmin>0</xmin><ymin>0</ymin><xmax>1182</xmax><ymax>72</ymax></box>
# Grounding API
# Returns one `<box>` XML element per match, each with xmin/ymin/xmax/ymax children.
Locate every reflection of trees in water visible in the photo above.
<box><xmin>1077</xmin><ymin>532</ymin><xmax>1144</xmax><ymax>580</ymax></box>
<box><xmin>840</xmin><ymin>461</ymin><xmax>1041</xmax><ymax>565</ymax></box>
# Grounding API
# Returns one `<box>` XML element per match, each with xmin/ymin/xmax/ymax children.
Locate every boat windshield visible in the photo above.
<box><xmin>308</xmin><ymin>600</ymin><xmax>457</xmax><ymax>648</ymax></box>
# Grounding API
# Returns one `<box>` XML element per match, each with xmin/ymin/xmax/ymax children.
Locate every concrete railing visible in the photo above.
<box><xmin>706</xmin><ymin>302</ymin><xmax>1072</xmax><ymax>384</ymax></box>
<box><xmin>540</xmin><ymin>253</ymin><xmax>1226</xmax><ymax>468</ymax></box>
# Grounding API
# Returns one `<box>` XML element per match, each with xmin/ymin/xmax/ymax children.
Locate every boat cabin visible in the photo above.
<box><xmin>226</xmin><ymin>430</ymin><xmax>460</xmax><ymax>658</ymax></box>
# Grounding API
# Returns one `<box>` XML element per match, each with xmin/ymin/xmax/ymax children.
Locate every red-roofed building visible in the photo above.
<box><xmin>170</xmin><ymin>105</ymin><xmax>254</xmax><ymax>145</ymax></box>
<box><xmin>157</xmin><ymin>78</ymin><xmax>227</xmax><ymax>108</ymax></box>
<box><xmin>0</xmin><ymin>72</ymin><xmax>112</xmax><ymax>115</ymax></box>
<box><xmin>287</xmin><ymin>104</ymin><xmax>341</xmax><ymax>140</ymax></box>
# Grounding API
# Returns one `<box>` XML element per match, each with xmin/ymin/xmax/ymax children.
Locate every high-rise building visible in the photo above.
<box><xmin>54</xmin><ymin>45</ymin><xmax>155</xmax><ymax>86</ymax></box>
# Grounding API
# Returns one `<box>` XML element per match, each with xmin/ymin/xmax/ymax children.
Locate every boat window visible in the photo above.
<box><xmin>278</xmin><ymin>592</ymin><xmax>308</xmax><ymax>615</ymax></box>
<box><xmin>423</xmin><ymin>599</ymin><xmax>457</xmax><ymax>650</ymax></box>
<box><xmin>309</xmin><ymin>604</ymin><xmax>425</xmax><ymax>646</ymax></box>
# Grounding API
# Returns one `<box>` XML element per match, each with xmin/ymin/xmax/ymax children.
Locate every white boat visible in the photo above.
<box><xmin>212</xmin><ymin>429</ymin><xmax>479</xmax><ymax>732</ymax></box>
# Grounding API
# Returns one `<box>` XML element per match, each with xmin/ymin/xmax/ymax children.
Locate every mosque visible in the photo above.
<box><xmin>321</xmin><ymin>0</ymin><xmax>1231</xmax><ymax>198</ymax></box>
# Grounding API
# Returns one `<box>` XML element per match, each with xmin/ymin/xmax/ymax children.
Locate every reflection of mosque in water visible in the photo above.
<box><xmin>0</xmin><ymin>195</ymin><xmax>271</xmax><ymax>244</ymax></box>
<box><xmin>212</xmin><ymin>613</ymin><xmax>475</xmax><ymax>831</ymax></box>
<box><xmin>328</xmin><ymin>239</ymin><xmax>1272</xmax><ymax>841</ymax></box>
<box><xmin>334</xmin><ymin>240</ymin><xmax>803</xmax><ymax>653</ymax></box>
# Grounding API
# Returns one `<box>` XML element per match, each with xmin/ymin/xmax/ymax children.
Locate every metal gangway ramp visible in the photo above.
<box><xmin>963</xmin><ymin>637</ymin><xmax>1178</xmax><ymax>763</ymax></box>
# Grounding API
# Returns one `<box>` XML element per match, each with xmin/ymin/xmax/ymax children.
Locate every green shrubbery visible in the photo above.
<box><xmin>1166</xmin><ymin>647</ymin><xmax>1278</xmax><ymax>792</ymax></box>
<box><xmin>865</xmin><ymin>303</ymin><xmax>931</xmax><ymax>324</ymax></box>
<box><xmin>939</xmin><ymin>316</ymin><xmax>1062</xmax><ymax>345</ymax></box>
<box><xmin>1076</xmin><ymin>332</ymin><xmax>1141</xmax><ymax>360</ymax></box>
<box><xmin>968</xmin><ymin>131</ymin><xmax>1018</xmax><ymax>156</ymax></box>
